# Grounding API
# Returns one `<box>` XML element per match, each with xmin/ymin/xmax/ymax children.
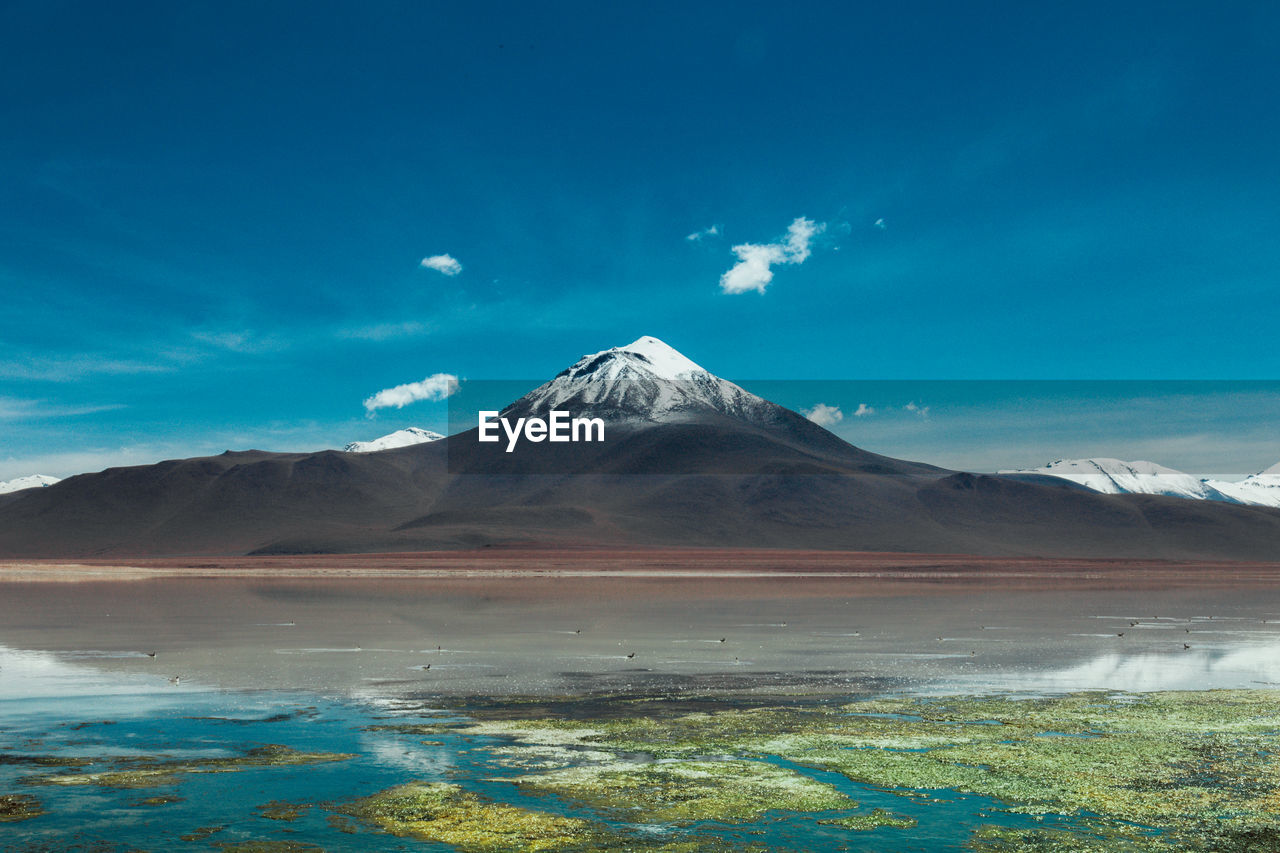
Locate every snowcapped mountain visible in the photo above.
<box><xmin>0</xmin><ymin>474</ymin><xmax>60</xmax><ymax>494</ymax></box>
<box><xmin>1001</xmin><ymin>458</ymin><xmax>1280</xmax><ymax>508</ymax></box>
<box><xmin>344</xmin><ymin>427</ymin><xmax>444</xmax><ymax>453</ymax></box>
<box><xmin>1204</xmin><ymin>463</ymin><xmax>1280</xmax><ymax>509</ymax></box>
<box><xmin>503</xmin><ymin>335</ymin><xmax>790</xmax><ymax>427</ymax></box>
<box><xmin>1000</xmin><ymin>458</ymin><xmax>1216</xmax><ymax>500</ymax></box>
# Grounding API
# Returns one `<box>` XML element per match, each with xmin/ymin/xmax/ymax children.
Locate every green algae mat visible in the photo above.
<box><xmin>6</xmin><ymin>688</ymin><xmax>1280</xmax><ymax>851</ymax></box>
<box><xmin>374</xmin><ymin>689</ymin><xmax>1280</xmax><ymax>852</ymax></box>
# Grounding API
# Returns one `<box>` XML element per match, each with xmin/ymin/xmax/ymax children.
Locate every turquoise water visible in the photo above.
<box><xmin>1</xmin><ymin>678</ymin><xmax>1108</xmax><ymax>852</ymax></box>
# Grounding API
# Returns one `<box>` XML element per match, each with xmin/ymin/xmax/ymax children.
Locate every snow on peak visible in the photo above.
<box><xmin>344</xmin><ymin>427</ymin><xmax>444</xmax><ymax>453</ymax></box>
<box><xmin>998</xmin><ymin>458</ymin><xmax>1213</xmax><ymax>500</ymax></box>
<box><xmin>613</xmin><ymin>336</ymin><xmax>707</xmax><ymax>379</ymax></box>
<box><xmin>550</xmin><ymin>336</ymin><xmax>709</xmax><ymax>386</ymax></box>
<box><xmin>505</xmin><ymin>335</ymin><xmax>785</xmax><ymax>426</ymax></box>
<box><xmin>1203</xmin><ymin>461</ymin><xmax>1280</xmax><ymax>508</ymax></box>
<box><xmin>1002</xmin><ymin>457</ymin><xmax>1280</xmax><ymax>509</ymax></box>
<box><xmin>0</xmin><ymin>474</ymin><xmax>61</xmax><ymax>494</ymax></box>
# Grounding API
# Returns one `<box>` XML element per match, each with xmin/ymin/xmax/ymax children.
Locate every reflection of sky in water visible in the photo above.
<box><xmin>5</xmin><ymin>609</ymin><xmax>1280</xmax><ymax>852</ymax></box>
<box><xmin>0</xmin><ymin>644</ymin><xmax>187</xmax><ymax>702</ymax></box>
<box><xmin>359</xmin><ymin>732</ymin><xmax>456</xmax><ymax>775</ymax></box>
<box><xmin>940</xmin><ymin>641</ymin><xmax>1280</xmax><ymax>694</ymax></box>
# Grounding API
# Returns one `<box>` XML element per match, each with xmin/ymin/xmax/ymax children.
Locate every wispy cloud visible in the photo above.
<box><xmin>363</xmin><ymin>373</ymin><xmax>460</xmax><ymax>414</ymax></box>
<box><xmin>0</xmin><ymin>397</ymin><xmax>126</xmax><ymax>421</ymax></box>
<box><xmin>420</xmin><ymin>254</ymin><xmax>463</xmax><ymax>276</ymax></box>
<box><xmin>874</xmin><ymin>218</ymin><xmax>886</xmax><ymax>230</ymax></box>
<box><xmin>338</xmin><ymin>321</ymin><xmax>431</xmax><ymax>342</ymax></box>
<box><xmin>686</xmin><ymin>224</ymin><xmax>721</xmax><ymax>242</ymax></box>
<box><xmin>0</xmin><ymin>355</ymin><xmax>171</xmax><ymax>382</ymax></box>
<box><xmin>854</xmin><ymin>403</ymin><xmax>875</xmax><ymax>417</ymax></box>
<box><xmin>190</xmin><ymin>329</ymin><xmax>289</xmax><ymax>354</ymax></box>
<box><xmin>803</xmin><ymin>403</ymin><xmax>843</xmax><ymax>427</ymax></box>
<box><xmin>719</xmin><ymin>217</ymin><xmax>826</xmax><ymax>295</ymax></box>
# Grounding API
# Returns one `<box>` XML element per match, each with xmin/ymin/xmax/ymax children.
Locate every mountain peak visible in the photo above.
<box><xmin>344</xmin><ymin>427</ymin><xmax>444</xmax><ymax>453</ymax></box>
<box><xmin>506</xmin><ymin>336</ymin><xmax>783</xmax><ymax>427</ymax></box>
<box><xmin>614</xmin><ymin>336</ymin><xmax>707</xmax><ymax>379</ymax></box>
<box><xmin>551</xmin><ymin>336</ymin><xmax>708</xmax><ymax>385</ymax></box>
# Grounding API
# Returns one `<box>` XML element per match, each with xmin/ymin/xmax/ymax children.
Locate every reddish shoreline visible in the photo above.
<box><xmin>5</xmin><ymin>548</ymin><xmax>1280</xmax><ymax>588</ymax></box>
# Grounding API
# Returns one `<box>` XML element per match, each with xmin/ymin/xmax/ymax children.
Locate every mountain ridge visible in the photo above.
<box><xmin>1</xmin><ymin>337</ymin><xmax>1278</xmax><ymax>559</ymax></box>
<box><xmin>1001</xmin><ymin>457</ymin><xmax>1280</xmax><ymax>508</ymax></box>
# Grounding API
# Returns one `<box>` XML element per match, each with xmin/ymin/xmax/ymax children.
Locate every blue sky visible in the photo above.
<box><xmin>1</xmin><ymin>1</ymin><xmax>1277</xmax><ymax>480</ymax></box>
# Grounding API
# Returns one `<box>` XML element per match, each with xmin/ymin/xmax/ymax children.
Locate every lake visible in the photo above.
<box><xmin>4</xmin><ymin>562</ymin><xmax>1280</xmax><ymax>851</ymax></box>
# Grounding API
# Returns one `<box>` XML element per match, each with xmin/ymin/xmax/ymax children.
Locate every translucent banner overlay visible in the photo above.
<box><xmin>441</xmin><ymin>380</ymin><xmax>1280</xmax><ymax>478</ymax></box>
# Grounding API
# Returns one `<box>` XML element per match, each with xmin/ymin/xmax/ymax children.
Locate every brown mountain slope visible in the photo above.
<box><xmin>1</xmin><ymin>421</ymin><xmax>1278</xmax><ymax>559</ymax></box>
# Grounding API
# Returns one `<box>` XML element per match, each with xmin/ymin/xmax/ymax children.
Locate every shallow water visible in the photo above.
<box><xmin>4</xmin><ymin>577</ymin><xmax>1280</xmax><ymax>698</ymax></box>
<box><xmin>4</xmin><ymin>574</ymin><xmax>1280</xmax><ymax>850</ymax></box>
<box><xmin>1</xmin><ymin>659</ymin><xmax>1095</xmax><ymax>852</ymax></box>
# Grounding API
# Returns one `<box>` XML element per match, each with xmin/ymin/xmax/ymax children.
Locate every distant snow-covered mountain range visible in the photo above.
<box><xmin>0</xmin><ymin>430</ymin><xmax>449</xmax><ymax>493</ymax></box>
<box><xmin>343</xmin><ymin>427</ymin><xmax>444</xmax><ymax>453</ymax></box>
<box><xmin>0</xmin><ymin>474</ymin><xmax>61</xmax><ymax>494</ymax></box>
<box><xmin>1000</xmin><ymin>458</ymin><xmax>1280</xmax><ymax>508</ymax></box>
<box><xmin>2</xmin><ymin>337</ymin><xmax>1276</xmax><ymax>517</ymax></box>
<box><xmin>2</xmin><ymin>335</ymin><xmax>1278</xmax><ymax>560</ymax></box>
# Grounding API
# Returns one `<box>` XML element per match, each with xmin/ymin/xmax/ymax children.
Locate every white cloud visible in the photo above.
<box><xmin>719</xmin><ymin>217</ymin><xmax>826</xmax><ymax>295</ymax></box>
<box><xmin>782</xmin><ymin>217</ymin><xmax>821</xmax><ymax>262</ymax></box>
<box><xmin>686</xmin><ymin>224</ymin><xmax>721</xmax><ymax>242</ymax></box>
<box><xmin>905</xmin><ymin>401</ymin><xmax>930</xmax><ymax>418</ymax></box>
<box><xmin>874</xmin><ymin>218</ymin><xmax>886</xmax><ymax>229</ymax></box>
<box><xmin>420</xmin><ymin>254</ymin><xmax>463</xmax><ymax>276</ymax></box>
<box><xmin>363</xmin><ymin>373</ymin><xmax>460</xmax><ymax>414</ymax></box>
<box><xmin>720</xmin><ymin>243</ymin><xmax>786</xmax><ymax>294</ymax></box>
<box><xmin>803</xmin><ymin>403</ymin><xmax>843</xmax><ymax>427</ymax></box>
<box><xmin>853</xmin><ymin>403</ymin><xmax>875</xmax><ymax>417</ymax></box>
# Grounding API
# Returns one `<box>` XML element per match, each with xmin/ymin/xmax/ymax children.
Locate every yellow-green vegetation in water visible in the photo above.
<box><xmin>818</xmin><ymin>808</ymin><xmax>917</xmax><ymax>831</ymax></box>
<box><xmin>437</xmin><ymin>689</ymin><xmax>1280</xmax><ymax>851</ymax></box>
<box><xmin>514</xmin><ymin>759</ymin><xmax>853</xmax><ymax>824</ymax></box>
<box><xmin>968</xmin><ymin>823</ymin><xmax>1171</xmax><ymax>852</ymax></box>
<box><xmin>132</xmin><ymin>794</ymin><xmax>185</xmax><ymax>807</ymax></box>
<box><xmin>256</xmin><ymin>800</ymin><xmax>307</xmax><ymax>821</ymax></box>
<box><xmin>180</xmin><ymin>824</ymin><xmax>226</xmax><ymax>842</ymax></box>
<box><xmin>213</xmin><ymin>843</ymin><xmax>327</xmax><ymax>852</ymax></box>
<box><xmin>0</xmin><ymin>753</ymin><xmax>91</xmax><ymax>768</ymax></box>
<box><xmin>339</xmin><ymin>781</ymin><xmax>595</xmax><ymax>852</ymax></box>
<box><xmin>32</xmin><ymin>767</ymin><xmax>183</xmax><ymax>789</ymax></box>
<box><xmin>339</xmin><ymin>781</ymin><xmax>749</xmax><ymax>853</ymax></box>
<box><xmin>19</xmin><ymin>744</ymin><xmax>352</xmax><ymax>789</ymax></box>
<box><xmin>0</xmin><ymin>793</ymin><xmax>43</xmax><ymax>822</ymax></box>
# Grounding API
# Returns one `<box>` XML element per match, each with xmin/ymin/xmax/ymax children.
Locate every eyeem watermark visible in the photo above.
<box><xmin>478</xmin><ymin>411</ymin><xmax>605</xmax><ymax>452</ymax></box>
